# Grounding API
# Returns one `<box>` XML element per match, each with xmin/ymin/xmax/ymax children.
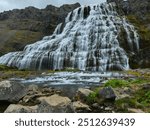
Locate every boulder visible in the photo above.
<box><xmin>4</xmin><ymin>104</ymin><xmax>38</xmax><ymax>113</ymax></box>
<box><xmin>99</xmin><ymin>87</ymin><xmax>116</xmax><ymax>101</ymax></box>
<box><xmin>76</xmin><ymin>88</ymin><xmax>93</xmax><ymax>101</ymax></box>
<box><xmin>37</xmin><ymin>94</ymin><xmax>72</xmax><ymax>112</ymax></box>
<box><xmin>72</xmin><ymin>101</ymin><xmax>91</xmax><ymax>112</ymax></box>
<box><xmin>19</xmin><ymin>84</ymin><xmax>60</xmax><ymax>105</ymax></box>
<box><xmin>0</xmin><ymin>80</ymin><xmax>28</xmax><ymax>103</ymax></box>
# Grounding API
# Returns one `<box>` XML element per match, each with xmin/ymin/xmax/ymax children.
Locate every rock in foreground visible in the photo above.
<box><xmin>0</xmin><ymin>80</ymin><xmax>28</xmax><ymax>103</ymax></box>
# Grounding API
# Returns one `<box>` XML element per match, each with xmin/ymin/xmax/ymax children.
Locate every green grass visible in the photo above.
<box><xmin>136</xmin><ymin>90</ymin><xmax>150</xmax><ymax>107</ymax></box>
<box><xmin>0</xmin><ymin>64</ymin><xmax>41</xmax><ymax>81</ymax></box>
<box><xmin>115</xmin><ymin>97</ymin><xmax>143</xmax><ymax>112</ymax></box>
<box><xmin>86</xmin><ymin>89</ymin><xmax>99</xmax><ymax>104</ymax></box>
<box><xmin>115</xmin><ymin>88</ymin><xmax>150</xmax><ymax>112</ymax></box>
<box><xmin>104</xmin><ymin>79</ymin><xmax>129</xmax><ymax>88</ymax></box>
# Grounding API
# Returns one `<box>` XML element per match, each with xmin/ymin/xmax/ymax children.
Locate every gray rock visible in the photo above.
<box><xmin>114</xmin><ymin>87</ymin><xmax>131</xmax><ymax>100</ymax></box>
<box><xmin>37</xmin><ymin>94</ymin><xmax>72</xmax><ymax>112</ymax></box>
<box><xmin>20</xmin><ymin>85</ymin><xmax>56</xmax><ymax>105</ymax></box>
<box><xmin>0</xmin><ymin>80</ymin><xmax>28</xmax><ymax>103</ymax></box>
<box><xmin>4</xmin><ymin>104</ymin><xmax>38</xmax><ymax>113</ymax></box>
<box><xmin>99</xmin><ymin>87</ymin><xmax>116</xmax><ymax>101</ymax></box>
<box><xmin>72</xmin><ymin>101</ymin><xmax>91</xmax><ymax>112</ymax></box>
<box><xmin>76</xmin><ymin>88</ymin><xmax>93</xmax><ymax>101</ymax></box>
<box><xmin>4</xmin><ymin>94</ymin><xmax>72</xmax><ymax>113</ymax></box>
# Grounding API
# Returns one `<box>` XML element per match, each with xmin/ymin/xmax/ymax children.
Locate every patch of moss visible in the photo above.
<box><xmin>115</xmin><ymin>97</ymin><xmax>143</xmax><ymax>112</ymax></box>
<box><xmin>0</xmin><ymin>65</ymin><xmax>41</xmax><ymax>81</ymax></box>
<box><xmin>126</xmin><ymin>70</ymin><xmax>150</xmax><ymax>78</ymax></box>
<box><xmin>136</xmin><ymin>90</ymin><xmax>150</xmax><ymax>108</ymax></box>
<box><xmin>87</xmin><ymin>92</ymin><xmax>98</xmax><ymax>104</ymax></box>
<box><xmin>86</xmin><ymin>87</ymin><xmax>101</xmax><ymax>104</ymax></box>
<box><xmin>130</xmin><ymin>78</ymin><xmax>149</xmax><ymax>85</ymax></box>
<box><xmin>104</xmin><ymin>79</ymin><xmax>130</xmax><ymax>88</ymax></box>
<box><xmin>0</xmin><ymin>64</ymin><xmax>16</xmax><ymax>71</ymax></box>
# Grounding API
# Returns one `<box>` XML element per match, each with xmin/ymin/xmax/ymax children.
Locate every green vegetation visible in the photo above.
<box><xmin>0</xmin><ymin>20</ymin><xmax>43</xmax><ymax>55</ymax></box>
<box><xmin>0</xmin><ymin>64</ymin><xmax>81</xmax><ymax>81</ymax></box>
<box><xmin>0</xmin><ymin>64</ymin><xmax>41</xmax><ymax>81</ymax></box>
<box><xmin>0</xmin><ymin>64</ymin><xmax>15</xmax><ymax>71</ymax></box>
<box><xmin>104</xmin><ymin>79</ymin><xmax>129</xmax><ymax>88</ymax></box>
<box><xmin>126</xmin><ymin>70</ymin><xmax>150</xmax><ymax>78</ymax></box>
<box><xmin>115</xmin><ymin>88</ymin><xmax>150</xmax><ymax>112</ymax></box>
<box><xmin>126</xmin><ymin>14</ymin><xmax>150</xmax><ymax>48</ymax></box>
<box><xmin>3</xmin><ymin>30</ymin><xmax>43</xmax><ymax>52</ymax></box>
<box><xmin>136</xmin><ymin>90</ymin><xmax>150</xmax><ymax>108</ymax></box>
<box><xmin>115</xmin><ymin>97</ymin><xmax>143</xmax><ymax>112</ymax></box>
<box><xmin>87</xmin><ymin>88</ymin><xmax>100</xmax><ymax>104</ymax></box>
<box><xmin>86</xmin><ymin>69</ymin><xmax>150</xmax><ymax>112</ymax></box>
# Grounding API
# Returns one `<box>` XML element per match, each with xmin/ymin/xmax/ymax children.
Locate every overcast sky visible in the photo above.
<box><xmin>0</xmin><ymin>0</ymin><xmax>106</xmax><ymax>12</ymax></box>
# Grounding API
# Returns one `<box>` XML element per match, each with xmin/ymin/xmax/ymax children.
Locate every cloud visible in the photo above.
<box><xmin>0</xmin><ymin>0</ymin><xmax>106</xmax><ymax>12</ymax></box>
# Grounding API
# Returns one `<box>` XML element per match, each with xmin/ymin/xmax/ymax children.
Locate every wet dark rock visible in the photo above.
<box><xmin>0</xmin><ymin>101</ymin><xmax>10</xmax><ymax>113</ymax></box>
<box><xmin>0</xmin><ymin>80</ymin><xmax>28</xmax><ymax>103</ymax></box>
<box><xmin>99</xmin><ymin>87</ymin><xmax>116</xmax><ymax>101</ymax></box>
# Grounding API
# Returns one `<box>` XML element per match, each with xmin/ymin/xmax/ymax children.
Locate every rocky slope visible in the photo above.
<box><xmin>107</xmin><ymin>0</ymin><xmax>150</xmax><ymax>68</ymax></box>
<box><xmin>0</xmin><ymin>3</ymin><xmax>80</xmax><ymax>56</ymax></box>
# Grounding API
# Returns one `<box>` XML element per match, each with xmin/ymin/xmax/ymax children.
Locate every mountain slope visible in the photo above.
<box><xmin>0</xmin><ymin>3</ymin><xmax>80</xmax><ymax>56</ymax></box>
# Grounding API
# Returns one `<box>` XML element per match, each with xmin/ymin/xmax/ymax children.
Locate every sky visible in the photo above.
<box><xmin>0</xmin><ymin>0</ymin><xmax>106</xmax><ymax>12</ymax></box>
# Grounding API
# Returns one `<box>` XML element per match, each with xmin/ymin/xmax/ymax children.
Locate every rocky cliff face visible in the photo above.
<box><xmin>0</xmin><ymin>3</ymin><xmax>80</xmax><ymax>56</ymax></box>
<box><xmin>107</xmin><ymin>0</ymin><xmax>150</xmax><ymax>68</ymax></box>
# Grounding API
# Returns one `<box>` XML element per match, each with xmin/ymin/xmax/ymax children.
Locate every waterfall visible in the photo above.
<box><xmin>0</xmin><ymin>2</ymin><xmax>139</xmax><ymax>71</ymax></box>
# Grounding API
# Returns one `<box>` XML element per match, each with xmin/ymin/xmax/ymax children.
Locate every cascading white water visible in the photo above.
<box><xmin>0</xmin><ymin>2</ymin><xmax>139</xmax><ymax>71</ymax></box>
